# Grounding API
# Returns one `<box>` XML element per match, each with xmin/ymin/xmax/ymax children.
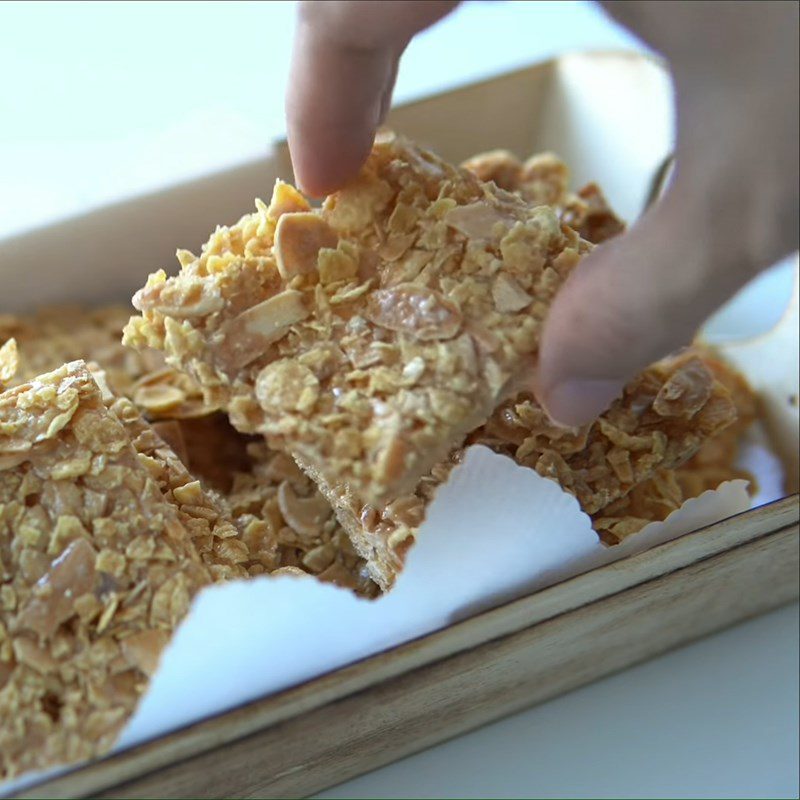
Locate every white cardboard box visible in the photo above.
<box><xmin>0</xmin><ymin>52</ymin><xmax>797</xmax><ymax>799</ymax></box>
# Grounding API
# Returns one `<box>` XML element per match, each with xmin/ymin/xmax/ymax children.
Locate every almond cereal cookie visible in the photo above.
<box><xmin>92</xmin><ymin>366</ymin><xmax>378</xmax><ymax>595</ymax></box>
<box><xmin>461</xmin><ymin>149</ymin><xmax>625</xmax><ymax>244</ymax></box>
<box><xmin>0</xmin><ymin>306</ymin><xmax>165</xmax><ymax>398</ymax></box>
<box><xmin>594</xmin><ymin>366</ymin><xmax>756</xmax><ymax>546</ymax></box>
<box><xmin>322</xmin><ymin>348</ymin><xmax>740</xmax><ymax>588</ymax></box>
<box><xmin>124</xmin><ymin>134</ymin><xmax>589</xmax><ymax>508</ymax></box>
<box><xmin>0</xmin><ymin>362</ymin><xmax>210</xmax><ymax>779</ymax></box>
<box><xmin>3</xmin><ymin>310</ymin><xmax>376</xmax><ymax>595</ymax></box>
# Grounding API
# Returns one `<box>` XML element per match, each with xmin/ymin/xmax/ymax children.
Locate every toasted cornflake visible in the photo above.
<box><xmin>561</xmin><ymin>182</ymin><xmax>626</xmax><ymax>245</ymax></box>
<box><xmin>472</xmin><ymin>350</ymin><xmax>738</xmax><ymax>515</ymax></box>
<box><xmin>116</xmin><ymin>397</ymin><xmax>274</xmax><ymax>582</ymax></box>
<box><xmin>125</xmin><ymin>134</ymin><xmax>588</xmax><ymax>506</ymax></box>
<box><xmin>462</xmin><ymin>150</ymin><xmax>625</xmax><ymax>244</ymax></box>
<box><xmin>0</xmin><ymin>362</ymin><xmax>210</xmax><ymax>780</ymax></box>
<box><xmin>0</xmin><ymin>338</ymin><xmax>18</xmax><ymax>387</ymax></box>
<box><xmin>221</xmin><ymin>437</ymin><xmax>378</xmax><ymax>597</ymax></box>
<box><xmin>593</xmin><ymin>357</ymin><xmax>758</xmax><ymax>545</ymax></box>
<box><xmin>519</xmin><ymin>152</ymin><xmax>571</xmax><ymax>207</ymax></box>
<box><xmin>0</xmin><ymin>305</ymin><xmax>166</xmax><ymax>399</ymax></box>
<box><xmin>143</xmin><ymin>412</ymin><xmax>377</xmax><ymax>596</ymax></box>
<box><xmin>328</xmin><ymin>348</ymin><xmax>741</xmax><ymax>589</ymax></box>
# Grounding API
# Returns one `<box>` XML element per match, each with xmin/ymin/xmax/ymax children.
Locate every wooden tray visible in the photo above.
<box><xmin>20</xmin><ymin>498</ymin><xmax>798</xmax><ymax>799</ymax></box>
<box><xmin>2</xmin><ymin>52</ymin><xmax>797</xmax><ymax>799</ymax></box>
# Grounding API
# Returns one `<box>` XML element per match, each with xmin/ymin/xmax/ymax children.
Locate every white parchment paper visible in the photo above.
<box><xmin>116</xmin><ymin>455</ymin><xmax>755</xmax><ymax>752</ymax></box>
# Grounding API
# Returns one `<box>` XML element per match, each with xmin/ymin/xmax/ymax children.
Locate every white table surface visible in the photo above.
<box><xmin>1</xmin><ymin>3</ymin><xmax>797</xmax><ymax>798</ymax></box>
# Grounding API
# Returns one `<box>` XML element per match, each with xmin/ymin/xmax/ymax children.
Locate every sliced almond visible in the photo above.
<box><xmin>17</xmin><ymin>538</ymin><xmax>97</xmax><ymax>637</ymax></box>
<box><xmin>0</xmin><ymin>450</ymin><xmax>30</xmax><ymax>470</ymax></box>
<box><xmin>245</xmin><ymin>289</ymin><xmax>309</xmax><ymax>336</ymax></box>
<box><xmin>653</xmin><ymin>358</ymin><xmax>713</xmax><ymax>418</ymax></box>
<box><xmin>277</xmin><ymin>481</ymin><xmax>332</xmax><ymax>538</ymax></box>
<box><xmin>271</xmin><ymin>565</ymin><xmax>308</xmax><ymax>579</ymax></box>
<box><xmin>0</xmin><ymin>337</ymin><xmax>19</xmax><ymax>384</ymax></box>
<box><xmin>121</xmin><ymin>629</ymin><xmax>169</xmax><ymax>677</ymax></box>
<box><xmin>520</xmin><ymin>151</ymin><xmax>569</xmax><ymax>206</ymax></box>
<box><xmin>460</xmin><ymin>149</ymin><xmax>522</xmax><ymax>190</ymax></box>
<box><xmin>492</xmin><ymin>273</ymin><xmax>533</xmax><ymax>313</ymax></box>
<box><xmin>274</xmin><ymin>212</ymin><xmax>338</xmax><ymax>280</ymax></box>
<box><xmin>444</xmin><ymin>202</ymin><xmax>511</xmax><ymax>240</ymax></box>
<box><xmin>220</xmin><ymin>290</ymin><xmax>310</xmax><ymax>370</ymax></box>
<box><xmin>365</xmin><ymin>284</ymin><xmax>462</xmax><ymax>341</ymax></box>
<box><xmin>134</xmin><ymin>384</ymin><xmax>186</xmax><ymax>413</ymax></box>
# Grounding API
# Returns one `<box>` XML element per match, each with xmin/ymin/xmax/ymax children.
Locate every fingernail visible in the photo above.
<box><xmin>542</xmin><ymin>379</ymin><xmax>625</xmax><ymax>427</ymax></box>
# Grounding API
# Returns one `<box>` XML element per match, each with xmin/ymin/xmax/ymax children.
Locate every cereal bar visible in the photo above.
<box><xmin>461</xmin><ymin>149</ymin><xmax>625</xmax><ymax>244</ymax></box>
<box><xmin>124</xmin><ymin>134</ymin><xmax>588</xmax><ymax>507</ymax></box>
<box><xmin>2</xmin><ymin>309</ymin><xmax>377</xmax><ymax>596</ymax></box>
<box><xmin>0</xmin><ymin>305</ymin><xmax>165</xmax><ymax>399</ymax></box>
<box><xmin>0</xmin><ymin>362</ymin><xmax>211</xmax><ymax>779</ymax></box>
<box><xmin>328</xmin><ymin>349</ymin><xmax>740</xmax><ymax>589</ymax></box>
<box><xmin>593</xmin><ymin>358</ymin><xmax>757</xmax><ymax>546</ymax></box>
<box><xmin>476</xmin><ymin>350</ymin><xmax>738</xmax><ymax>514</ymax></box>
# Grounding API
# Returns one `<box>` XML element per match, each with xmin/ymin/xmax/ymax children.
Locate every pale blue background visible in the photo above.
<box><xmin>0</xmin><ymin>0</ymin><xmax>639</xmax><ymax>237</ymax></box>
<box><xmin>0</xmin><ymin>2</ymin><xmax>797</xmax><ymax>798</ymax></box>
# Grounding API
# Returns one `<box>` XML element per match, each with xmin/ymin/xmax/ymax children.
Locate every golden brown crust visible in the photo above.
<box><xmin>2</xmin><ymin>309</ymin><xmax>378</xmax><ymax>597</ymax></box>
<box><xmin>124</xmin><ymin>134</ymin><xmax>588</xmax><ymax>508</ymax></box>
<box><xmin>461</xmin><ymin>150</ymin><xmax>626</xmax><ymax>245</ymax></box>
<box><xmin>328</xmin><ymin>348</ymin><xmax>739</xmax><ymax>588</ymax></box>
<box><xmin>0</xmin><ymin>362</ymin><xmax>210</xmax><ymax>779</ymax></box>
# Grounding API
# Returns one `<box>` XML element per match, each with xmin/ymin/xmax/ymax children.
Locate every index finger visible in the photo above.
<box><xmin>286</xmin><ymin>0</ymin><xmax>459</xmax><ymax>197</ymax></box>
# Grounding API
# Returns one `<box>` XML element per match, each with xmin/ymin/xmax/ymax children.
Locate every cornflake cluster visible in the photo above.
<box><xmin>327</xmin><ymin>347</ymin><xmax>741</xmax><ymax>588</ymax></box>
<box><xmin>460</xmin><ymin>149</ymin><xmax>625</xmax><ymax>244</ymax></box>
<box><xmin>1</xmin><ymin>308</ymin><xmax>377</xmax><ymax>596</ymax></box>
<box><xmin>124</xmin><ymin>134</ymin><xmax>589</xmax><ymax>509</ymax></box>
<box><xmin>0</xmin><ymin>362</ymin><xmax>210</xmax><ymax>777</ymax></box>
<box><xmin>0</xmin><ymin>137</ymin><xmax>758</xmax><ymax>780</ymax></box>
<box><xmin>125</xmin><ymin>138</ymin><xmax>752</xmax><ymax>588</ymax></box>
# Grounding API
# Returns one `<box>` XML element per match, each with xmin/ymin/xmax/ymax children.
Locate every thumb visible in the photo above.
<box><xmin>536</xmin><ymin>186</ymin><xmax>760</xmax><ymax>427</ymax></box>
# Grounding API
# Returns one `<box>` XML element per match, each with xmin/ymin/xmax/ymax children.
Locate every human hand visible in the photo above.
<box><xmin>286</xmin><ymin>0</ymin><xmax>799</xmax><ymax>425</ymax></box>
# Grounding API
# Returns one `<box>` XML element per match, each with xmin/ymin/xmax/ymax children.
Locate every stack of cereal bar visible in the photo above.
<box><xmin>0</xmin><ymin>135</ymin><xmax>756</xmax><ymax>779</ymax></box>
